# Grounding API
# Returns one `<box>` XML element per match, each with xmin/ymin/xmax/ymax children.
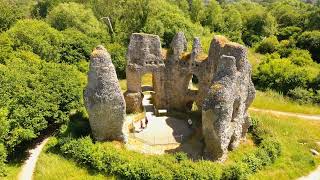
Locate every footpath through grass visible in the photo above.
<box><xmin>248</xmin><ymin>111</ymin><xmax>320</xmax><ymax>180</ymax></box>
<box><xmin>252</xmin><ymin>90</ymin><xmax>320</xmax><ymax>114</ymax></box>
<box><xmin>34</xmin><ymin>143</ymin><xmax>114</xmax><ymax>180</ymax></box>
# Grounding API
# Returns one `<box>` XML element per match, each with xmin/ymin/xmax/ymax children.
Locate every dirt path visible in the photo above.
<box><xmin>18</xmin><ymin>138</ymin><xmax>49</xmax><ymax>180</ymax></box>
<box><xmin>249</xmin><ymin>107</ymin><xmax>320</xmax><ymax>121</ymax></box>
<box><xmin>298</xmin><ymin>166</ymin><xmax>320</xmax><ymax>180</ymax></box>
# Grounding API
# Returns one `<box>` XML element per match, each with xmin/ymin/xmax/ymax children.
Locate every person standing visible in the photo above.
<box><xmin>140</xmin><ymin>119</ymin><xmax>144</xmax><ymax>129</ymax></box>
<box><xmin>187</xmin><ymin>118</ymin><xmax>192</xmax><ymax>128</ymax></box>
<box><xmin>145</xmin><ymin>116</ymin><xmax>149</xmax><ymax>128</ymax></box>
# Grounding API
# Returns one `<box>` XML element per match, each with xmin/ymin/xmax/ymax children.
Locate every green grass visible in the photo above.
<box><xmin>34</xmin><ymin>142</ymin><xmax>114</xmax><ymax>180</ymax></box>
<box><xmin>247</xmin><ymin>111</ymin><xmax>320</xmax><ymax>180</ymax></box>
<box><xmin>3</xmin><ymin>163</ymin><xmax>22</xmax><ymax>180</ymax></box>
<box><xmin>252</xmin><ymin>90</ymin><xmax>320</xmax><ymax>114</ymax></box>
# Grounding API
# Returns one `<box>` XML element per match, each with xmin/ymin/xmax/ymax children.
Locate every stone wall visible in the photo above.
<box><xmin>123</xmin><ymin>32</ymin><xmax>255</xmax><ymax>160</ymax></box>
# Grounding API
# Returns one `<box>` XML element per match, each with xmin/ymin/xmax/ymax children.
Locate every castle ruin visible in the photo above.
<box><xmin>85</xmin><ymin>32</ymin><xmax>255</xmax><ymax>161</ymax></box>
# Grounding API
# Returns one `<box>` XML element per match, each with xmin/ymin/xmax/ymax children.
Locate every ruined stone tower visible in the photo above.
<box><xmin>124</xmin><ymin>32</ymin><xmax>255</xmax><ymax>160</ymax></box>
<box><xmin>84</xmin><ymin>45</ymin><xmax>127</xmax><ymax>142</ymax></box>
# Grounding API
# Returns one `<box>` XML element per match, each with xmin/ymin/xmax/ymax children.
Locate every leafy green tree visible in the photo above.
<box><xmin>277</xmin><ymin>26</ymin><xmax>302</xmax><ymax>41</ymax></box>
<box><xmin>242</xmin><ymin>11</ymin><xmax>277</xmax><ymax>46</ymax></box>
<box><xmin>168</xmin><ymin>0</ymin><xmax>190</xmax><ymax>13</ymax></box>
<box><xmin>189</xmin><ymin>0</ymin><xmax>206</xmax><ymax>23</ymax></box>
<box><xmin>306</xmin><ymin>8</ymin><xmax>320</xmax><ymax>30</ymax></box>
<box><xmin>255</xmin><ymin>36</ymin><xmax>279</xmax><ymax>54</ymax></box>
<box><xmin>87</xmin><ymin>0</ymin><xmax>149</xmax><ymax>43</ymax></box>
<box><xmin>143</xmin><ymin>0</ymin><xmax>203</xmax><ymax>47</ymax></box>
<box><xmin>60</xmin><ymin>28</ymin><xmax>98</xmax><ymax>64</ymax></box>
<box><xmin>203</xmin><ymin>0</ymin><xmax>223</xmax><ymax>32</ymax></box>
<box><xmin>6</xmin><ymin>19</ymin><xmax>63</xmax><ymax>62</ymax></box>
<box><xmin>270</xmin><ymin>0</ymin><xmax>309</xmax><ymax>28</ymax></box>
<box><xmin>47</xmin><ymin>2</ymin><xmax>109</xmax><ymax>42</ymax></box>
<box><xmin>297</xmin><ymin>31</ymin><xmax>320</xmax><ymax>62</ymax></box>
<box><xmin>221</xmin><ymin>7</ymin><xmax>243</xmax><ymax>43</ymax></box>
<box><xmin>0</xmin><ymin>0</ymin><xmax>32</xmax><ymax>32</ymax></box>
<box><xmin>31</xmin><ymin>0</ymin><xmax>61</xmax><ymax>18</ymax></box>
<box><xmin>0</xmin><ymin>51</ymin><xmax>85</xmax><ymax>152</ymax></box>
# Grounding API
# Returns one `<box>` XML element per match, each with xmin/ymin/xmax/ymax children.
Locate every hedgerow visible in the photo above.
<box><xmin>53</xmin><ymin>116</ymin><xmax>281</xmax><ymax>180</ymax></box>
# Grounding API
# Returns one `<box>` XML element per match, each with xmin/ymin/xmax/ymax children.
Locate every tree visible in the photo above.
<box><xmin>297</xmin><ymin>31</ymin><xmax>320</xmax><ymax>62</ymax></box>
<box><xmin>0</xmin><ymin>0</ymin><xmax>32</xmax><ymax>32</ymax></box>
<box><xmin>47</xmin><ymin>2</ymin><xmax>108</xmax><ymax>41</ymax></box>
<box><xmin>221</xmin><ymin>7</ymin><xmax>243</xmax><ymax>43</ymax></box>
<box><xmin>242</xmin><ymin>11</ymin><xmax>277</xmax><ymax>46</ymax></box>
<box><xmin>189</xmin><ymin>0</ymin><xmax>206</xmax><ymax>23</ymax></box>
<box><xmin>203</xmin><ymin>0</ymin><xmax>223</xmax><ymax>32</ymax></box>
<box><xmin>306</xmin><ymin>8</ymin><xmax>320</xmax><ymax>30</ymax></box>
<box><xmin>6</xmin><ymin>19</ymin><xmax>63</xmax><ymax>62</ymax></box>
<box><xmin>270</xmin><ymin>0</ymin><xmax>309</xmax><ymax>28</ymax></box>
<box><xmin>143</xmin><ymin>0</ymin><xmax>203</xmax><ymax>47</ymax></box>
<box><xmin>0</xmin><ymin>51</ymin><xmax>85</xmax><ymax>152</ymax></box>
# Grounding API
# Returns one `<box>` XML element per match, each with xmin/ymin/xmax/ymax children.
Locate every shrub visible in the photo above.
<box><xmin>297</xmin><ymin>31</ymin><xmax>320</xmax><ymax>62</ymax></box>
<box><xmin>259</xmin><ymin>138</ymin><xmax>281</xmax><ymax>163</ymax></box>
<box><xmin>174</xmin><ymin>152</ymin><xmax>188</xmax><ymax>162</ymax></box>
<box><xmin>0</xmin><ymin>143</ymin><xmax>7</xmax><ymax>176</ymax></box>
<box><xmin>253</xmin><ymin>53</ymin><xmax>319</xmax><ymax>94</ymax></box>
<box><xmin>277</xmin><ymin>40</ymin><xmax>294</xmax><ymax>58</ymax></box>
<box><xmin>287</xmin><ymin>87</ymin><xmax>315</xmax><ymax>104</ymax></box>
<box><xmin>288</xmin><ymin>49</ymin><xmax>314</xmax><ymax>66</ymax></box>
<box><xmin>221</xmin><ymin>163</ymin><xmax>249</xmax><ymax>180</ymax></box>
<box><xmin>255</xmin><ymin>36</ymin><xmax>279</xmax><ymax>54</ymax></box>
<box><xmin>241</xmin><ymin>153</ymin><xmax>263</xmax><ymax>173</ymax></box>
<box><xmin>277</xmin><ymin>26</ymin><xmax>302</xmax><ymax>41</ymax></box>
<box><xmin>0</xmin><ymin>0</ymin><xmax>30</xmax><ymax>32</ymax></box>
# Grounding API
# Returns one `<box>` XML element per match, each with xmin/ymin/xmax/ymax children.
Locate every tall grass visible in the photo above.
<box><xmin>248</xmin><ymin>111</ymin><xmax>320</xmax><ymax>180</ymax></box>
<box><xmin>34</xmin><ymin>144</ymin><xmax>113</xmax><ymax>180</ymax></box>
<box><xmin>252</xmin><ymin>90</ymin><xmax>320</xmax><ymax>114</ymax></box>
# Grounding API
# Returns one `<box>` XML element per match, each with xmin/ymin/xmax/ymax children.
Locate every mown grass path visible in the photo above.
<box><xmin>18</xmin><ymin>138</ymin><xmax>49</xmax><ymax>180</ymax></box>
<box><xmin>249</xmin><ymin>108</ymin><xmax>320</xmax><ymax>121</ymax></box>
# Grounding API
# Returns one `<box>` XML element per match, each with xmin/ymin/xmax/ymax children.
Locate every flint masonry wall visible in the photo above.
<box><xmin>124</xmin><ymin>32</ymin><xmax>255</xmax><ymax>160</ymax></box>
<box><xmin>84</xmin><ymin>46</ymin><xmax>127</xmax><ymax>142</ymax></box>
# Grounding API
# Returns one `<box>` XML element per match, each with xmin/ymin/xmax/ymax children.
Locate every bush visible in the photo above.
<box><xmin>0</xmin><ymin>143</ymin><xmax>7</xmax><ymax>176</ymax></box>
<box><xmin>255</xmin><ymin>36</ymin><xmax>279</xmax><ymax>54</ymax></box>
<box><xmin>287</xmin><ymin>87</ymin><xmax>315</xmax><ymax>104</ymax></box>
<box><xmin>0</xmin><ymin>0</ymin><xmax>30</xmax><ymax>32</ymax></box>
<box><xmin>56</xmin><ymin>116</ymin><xmax>282</xmax><ymax>180</ymax></box>
<box><xmin>297</xmin><ymin>31</ymin><xmax>320</xmax><ymax>62</ymax></box>
<box><xmin>221</xmin><ymin>163</ymin><xmax>249</xmax><ymax>180</ymax></box>
<box><xmin>253</xmin><ymin>53</ymin><xmax>320</xmax><ymax>94</ymax></box>
<box><xmin>288</xmin><ymin>50</ymin><xmax>314</xmax><ymax>66</ymax></box>
<box><xmin>277</xmin><ymin>26</ymin><xmax>302</xmax><ymax>41</ymax></box>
